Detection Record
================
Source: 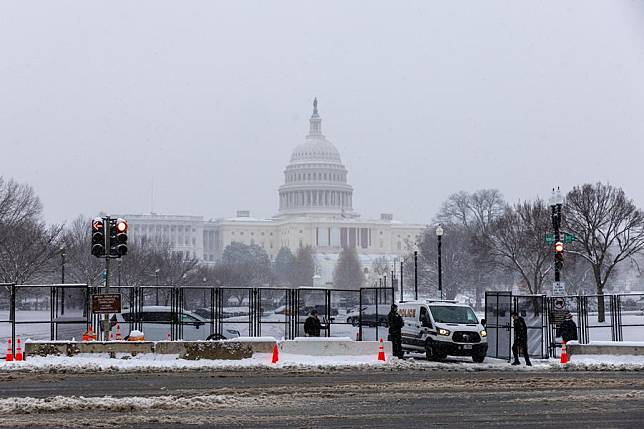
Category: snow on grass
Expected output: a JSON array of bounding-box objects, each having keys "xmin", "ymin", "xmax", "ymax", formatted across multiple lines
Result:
[{"xmin": 551, "ymin": 354, "xmax": 644, "ymax": 371}]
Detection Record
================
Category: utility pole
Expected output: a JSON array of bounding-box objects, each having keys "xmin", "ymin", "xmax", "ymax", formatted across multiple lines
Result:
[{"xmin": 103, "ymin": 216, "xmax": 112, "ymax": 341}]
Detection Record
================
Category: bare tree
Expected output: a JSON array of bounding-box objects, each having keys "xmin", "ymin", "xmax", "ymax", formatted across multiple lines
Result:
[
  {"xmin": 60, "ymin": 215, "xmax": 104, "ymax": 286},
  {"xmin": 434, "ymin": 189, "xmax": 506, "ymax": 307},
  {"xmin": 565, "ymin": 183, "xmax": 644, "ymax": 321},
  {"xmin": 0, "ymin": 177, "xmax": 62, "ymax": 284},
  {"xmin": 484, "ymin": 200, "xmax": 552, "ymax": 296}
]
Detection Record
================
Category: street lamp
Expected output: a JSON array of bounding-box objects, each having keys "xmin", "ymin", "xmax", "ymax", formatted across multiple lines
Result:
[
  {"xmin": 155, "ymin": 269, "xmax": 160, "ymax": 306},
  {"xmin": 436, "ymin": 225, "xmax": 444, "ymax": 300},
  {"xmin": 60, "ymin": 246, "xmax": 66, "ymax": 315}
]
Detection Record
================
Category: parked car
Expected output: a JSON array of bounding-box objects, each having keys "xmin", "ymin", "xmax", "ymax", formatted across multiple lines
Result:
[
  {"xmin": 345, "ymin": 305, "xmax": 390, "ymax": 327},
  {"xmin": 110, "ymin": 306, "xmax": 240, "ymax": 341}
]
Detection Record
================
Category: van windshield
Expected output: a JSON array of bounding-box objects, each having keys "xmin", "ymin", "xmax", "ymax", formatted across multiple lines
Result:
[{"xmin": 429, "ymin": 305, "xmax": 479, "ymax": 324}]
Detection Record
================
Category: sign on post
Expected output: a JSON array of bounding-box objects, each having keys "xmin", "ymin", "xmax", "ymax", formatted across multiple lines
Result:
[
  {"xmin": 91, "ymin": 293, "xmax": 122, "ymax": 314},
  {"xmin": 550, "ymin": 296, "xmax": 568, "ymax": 327},
  {"xmin": 552, "ymin": 281, "xmax": 566, "ymax": 296}
]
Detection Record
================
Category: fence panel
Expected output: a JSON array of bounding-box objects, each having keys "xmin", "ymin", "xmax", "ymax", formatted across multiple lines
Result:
[
  {"xmin": 328, "ymin": 289, "xmax": 360, "ymax": 339},
  {"xmin": 617, "ymin": 294, "xmax": 644, "ymax": 342},
  {"xmin": 583, "ymin": 295, "xmax": 617, "ymax": 342},
  {"xmin": 219, "ymin": 288, "xmax": 252, "ymax": 339},
  {"xmin": 258, "ymin": 288, "xmax": 288, "ymax": 340},
  {"xmin": 358, "ymin": 288, "xmax": 393, "ymax": 341}
]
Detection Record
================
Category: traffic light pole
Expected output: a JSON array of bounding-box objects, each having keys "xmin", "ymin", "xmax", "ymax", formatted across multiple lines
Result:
[
  {"xmin": 103, "ymin": 216, "xmax": 112, "ymax": 341},
  {"xmin": 551, "ymin": 200, "xmax": 563, "ymax": 282}
]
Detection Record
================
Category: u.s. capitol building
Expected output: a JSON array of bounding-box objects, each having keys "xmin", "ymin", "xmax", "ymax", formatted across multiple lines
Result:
[{"xmin": 120, "ymin": 100, "xmax": 425, "ymax": 282}]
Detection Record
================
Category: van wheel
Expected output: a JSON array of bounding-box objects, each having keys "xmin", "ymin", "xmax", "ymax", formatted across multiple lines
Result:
[
  {"xmin": 425, "ymin": 340, "xmax": 438, "ymax": 361},
  {"xmin": 472, "ymin": 353, "xmax": 486, "ymax": 363}
]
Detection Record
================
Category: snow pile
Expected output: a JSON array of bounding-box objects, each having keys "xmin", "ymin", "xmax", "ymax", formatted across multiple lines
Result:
[
  {"xmin": 0, "ymin": 394, "xmax": 234, "ymax": 414},
  {"xmin": 551, "ymin": 354, "xmax": 644, "ymax": 371}
]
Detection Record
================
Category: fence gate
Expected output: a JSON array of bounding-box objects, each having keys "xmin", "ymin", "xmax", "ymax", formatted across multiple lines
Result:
[
  {"xmin": 485, "ymin": 291, "xmax": 512, "ymax": 360},
  {"xmin": 485, "ymin": 292, "xmax": 549, "ymax": 360}
]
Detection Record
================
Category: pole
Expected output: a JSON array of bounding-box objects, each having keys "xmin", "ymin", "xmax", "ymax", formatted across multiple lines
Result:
[
  {"xmin": 103, "ymin": 216, "xmax": 111, "ymax": 341},
  {"xmin": 437, "ymin": 234, "xmax": 443, "ymax": 300},
  {"xmin": 400, "ymin": 261, "xmax": 404, "ymax": 303},
  {"xmin": 414, "ymin": 250, "xmax": 418, "ymax": 300},
  {"xmin": 60, "ymin": 250, "xmax": 65, "ymax": 315},
  {"xmin": 554, "ymin": 203, "xmax": 562, "ymax": 282}
]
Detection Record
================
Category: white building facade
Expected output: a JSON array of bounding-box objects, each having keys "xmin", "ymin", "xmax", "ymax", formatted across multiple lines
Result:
[{"xmin": 120, "ymin": 100, "xmax": 426, "ymax": 281}]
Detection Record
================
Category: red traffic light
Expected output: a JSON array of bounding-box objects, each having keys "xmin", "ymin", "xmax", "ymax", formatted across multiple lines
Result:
[
  {"xmin": 116, "ymin": 219, "xmax": 128, "ymax": 232},
  {"xmin": 554, "ymin": 241, "xmax": 564, "ymax": 253}
]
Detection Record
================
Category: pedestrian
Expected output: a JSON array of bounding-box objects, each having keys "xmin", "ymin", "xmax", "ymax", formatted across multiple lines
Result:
[
  {"xmin": 511, "ymin": 311, "xmax": 531, "ymax": 366},
  {"xmin": 388, "ymin": 304, "xmax": 404, "ymax": 359},
  {"xmin": 304, "ymin": 309, "xmax": 321, "ymax": 337},
  {"xmin": 558, "ymin": 312, "xmax": 578, "ymax": 343}
]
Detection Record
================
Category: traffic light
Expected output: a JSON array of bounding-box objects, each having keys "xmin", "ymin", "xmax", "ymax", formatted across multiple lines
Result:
[
  {"xmin": 109, "ymin": 218, "xmax": 128, "ymax": 257},
  {"xmin": 115, "ymin": 218, "xmax": 128, "ymax": 256},
  {"xmin": 554, "ymin": 241, "xmax": 564, "ymax": 270},
  {"xmin": 91, "ymin": 217, "xmax": 105, "ymax": 257}
]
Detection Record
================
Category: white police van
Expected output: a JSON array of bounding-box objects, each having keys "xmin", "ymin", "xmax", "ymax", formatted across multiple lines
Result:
[{"xmin": 399, "ymin": 300, "xmax": 487, "ymax": 363}]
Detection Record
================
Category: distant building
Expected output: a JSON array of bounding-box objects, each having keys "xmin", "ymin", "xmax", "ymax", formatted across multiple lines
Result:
[{"xmin": 119, "ymin": 100, "xmax": 426, "ymax": 282}]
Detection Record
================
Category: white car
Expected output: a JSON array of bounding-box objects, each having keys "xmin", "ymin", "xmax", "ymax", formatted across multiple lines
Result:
[
  {"xmin": 399, "ymin": 300, "xmax": 488, "ymax": 363},
  {"xmin": 110, "ymin": 306, "xmax": 240, "ymax": 341}
]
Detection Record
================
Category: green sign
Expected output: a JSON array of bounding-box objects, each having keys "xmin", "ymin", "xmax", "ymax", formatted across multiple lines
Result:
[
  {"xmin": 546, "ymin": 233, "xmax": 576, "ymax": 245},
  {"xmin": 563, "ymin": 233, "xmax": 576, "ymax": 244}
]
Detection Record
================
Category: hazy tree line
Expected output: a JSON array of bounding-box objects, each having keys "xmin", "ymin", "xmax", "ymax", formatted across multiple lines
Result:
[{"xmin": 3, "ymin": 175, "xmax": 644, "ymax": 322}]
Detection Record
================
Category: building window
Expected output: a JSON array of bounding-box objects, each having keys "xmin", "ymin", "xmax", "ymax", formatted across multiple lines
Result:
[
  {"xmin": 299, "ymin": 230, "xmax": 303, "ymax": 234},
  {"xmin": 240, "ymin": 231, "xmax": 244, "ymax": 235}
]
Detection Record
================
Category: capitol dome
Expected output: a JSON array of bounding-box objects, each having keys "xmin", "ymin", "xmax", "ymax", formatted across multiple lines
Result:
[{"xmin": 277, "ymin": 99, "xmax": 356, "ymax": 218}]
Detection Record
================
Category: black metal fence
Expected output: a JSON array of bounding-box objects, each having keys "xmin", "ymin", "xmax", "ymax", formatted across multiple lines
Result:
[
  {"xmin": 1, "ymin": 283, "xmax": 394, "ymax": 358},
  {"xmin": 485, "ymin": 291, "xmax": 644, "ymax": 360}
]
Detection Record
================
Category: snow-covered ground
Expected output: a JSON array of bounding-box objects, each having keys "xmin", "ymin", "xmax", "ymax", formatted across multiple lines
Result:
[{"xmin": 1, "ymin": 352, "xmax": 643, "ymax": 374}]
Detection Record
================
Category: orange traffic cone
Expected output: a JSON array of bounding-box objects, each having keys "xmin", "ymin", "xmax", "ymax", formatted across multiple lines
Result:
[
  {"xmin": 15, "ymin": 337, "xmax": 23, "ymax": 361},
  {"xmin": 5, "ymin": 338, "xmax": 13, "ymax": 362},
  {"xmin": 377, "ymin": 338, "xmax": 386, "ymax": 361},
  {"xmin": 271, "ymin": 344, "xmax": 279, "ymax": 364},
  {"xmin": 109, "ymin": 331, "xmax": 114, "ymax": 341},
  {"xmin": 88, "ymin": 326, "xmax": 96, "ymax": 341},
  {"xmin": 166, "ymin": 332, "xmax": 171, "ymax": 341},
  {"xmin": 115, "ymin": 324, "xmax": 122, "ymax": 341},
  {"xmin": 560, "ymin": 341, "xmax": 569, "ymax": 364}
]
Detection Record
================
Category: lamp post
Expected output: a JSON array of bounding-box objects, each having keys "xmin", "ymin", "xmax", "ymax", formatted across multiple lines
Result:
[
  {"xmin": 414, "ymin": 250, "xmax": 418, "ymax": 300},
  {"xmin": 436, "ymin": 225, "xmax": 444, "ymax": 300},
  {"xmin": 60, "ymin": 246, "xmax": 66, "ymax": 315},
  {"xmin": 155, "ymin": 268, "xmax": 160, "ymax": 306}
]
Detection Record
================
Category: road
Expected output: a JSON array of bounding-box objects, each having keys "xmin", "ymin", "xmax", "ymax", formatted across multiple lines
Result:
[{"xmin": 0, "ymin": 368, "xmax": 643, "ymax": 428}]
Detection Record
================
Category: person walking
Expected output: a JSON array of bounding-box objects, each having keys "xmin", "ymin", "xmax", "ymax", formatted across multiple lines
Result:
[
  {"xmin": 511, "ymin": 311, "xmax": 531, "ymax": 366},
  {"xmin": 558, "ymin": 312, "xmax": 578, "ymax": 343},
  {"xmin": 388, "ymin": 304, "xmax": 404, "ymax": 359},
  {"xmin": 304, "ymin": 309, "xmax": 321, "ymax": 337}
]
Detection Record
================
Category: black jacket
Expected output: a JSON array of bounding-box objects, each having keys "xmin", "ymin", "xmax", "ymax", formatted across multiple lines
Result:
[
  {"xmin": 558, "ymin": 319, "xmax": 578, "ymax": 342},
  {"xmin": 388, "ymin": 310, "xmax": 404, "ymax": 335},
  {"xmin": 513, "ymin": 316, "xmax": 528, "ymax": 342},
  {"xmin": 304, "ymin": 315, "xmax": 321, "ymax": 337}
]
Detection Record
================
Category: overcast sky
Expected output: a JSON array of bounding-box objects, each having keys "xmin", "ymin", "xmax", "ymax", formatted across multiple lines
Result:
[{"xmin": 1, "ymin": 1, "xmax": 643, "ymax": 225}]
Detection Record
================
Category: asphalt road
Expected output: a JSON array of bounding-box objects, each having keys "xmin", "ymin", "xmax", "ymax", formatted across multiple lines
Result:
[{"xmin": 0, "ymin": 368, "xmax": 643, "ymax": 428}]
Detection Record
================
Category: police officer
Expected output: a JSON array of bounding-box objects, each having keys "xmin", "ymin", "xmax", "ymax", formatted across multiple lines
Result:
[
  {"xmin": 511, "ymin": 311, "xmax": 531, "ymax": 366},
  {"xmin": 304, "ymin": 309, "xmax": 321, "ymax": 337},
  {"xmin": 388, "ymin": 304, "xmax": 404, "ymax": 359},
  {"xmin": 558, "ymin": 312, "xmax": 578, "ymax": 343}
]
